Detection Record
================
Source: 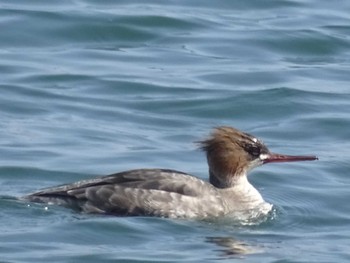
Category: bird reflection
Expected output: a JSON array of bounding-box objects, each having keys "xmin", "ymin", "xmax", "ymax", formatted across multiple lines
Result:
[{"xmin": 206, "ymin": 236, "xmax": 263, "ymax": 257}]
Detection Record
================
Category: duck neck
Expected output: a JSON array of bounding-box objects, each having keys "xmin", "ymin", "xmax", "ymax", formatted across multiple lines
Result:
[
  {"xmin": 210, "ymin": 170, "xmax": 265, "ymax": 202},
  {"xmin": 209, "ymin": 169, "xmax": 247, "ymax": 188}
]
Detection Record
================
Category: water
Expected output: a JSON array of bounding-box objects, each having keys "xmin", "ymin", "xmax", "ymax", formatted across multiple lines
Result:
[{"xmin": 1, "ymin": 0, "xmax": 350, "ymax": 262}]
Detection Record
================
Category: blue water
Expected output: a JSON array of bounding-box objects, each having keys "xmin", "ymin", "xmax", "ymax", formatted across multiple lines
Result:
[{"xmin": 1, "ymin": 1, "xmax": 350, "ymax": 262}]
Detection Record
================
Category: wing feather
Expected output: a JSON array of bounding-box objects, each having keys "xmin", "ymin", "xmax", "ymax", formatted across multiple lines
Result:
[{"xmin": 24, "ymin": 169, "xmax": 222, "ymax": 217}]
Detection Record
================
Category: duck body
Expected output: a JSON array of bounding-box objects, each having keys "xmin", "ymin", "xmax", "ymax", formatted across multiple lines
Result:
[
  {"xmin": 24, "ymin": 168, "xmax": 269, "ymax": 219},
  {"xmin": 24, "ymin": 126, "xmax": 316, "ymax": 219}
]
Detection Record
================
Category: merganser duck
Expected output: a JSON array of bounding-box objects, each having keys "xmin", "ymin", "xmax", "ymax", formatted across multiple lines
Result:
[{"xmin": 24, "ymin": 126, "xmax": 317, "ymax": 219}]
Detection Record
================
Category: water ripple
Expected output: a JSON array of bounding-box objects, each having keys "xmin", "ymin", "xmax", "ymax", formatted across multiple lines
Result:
[{"xmin": 1, "ymin": 0, "xmax": 350, "ymax": 262}]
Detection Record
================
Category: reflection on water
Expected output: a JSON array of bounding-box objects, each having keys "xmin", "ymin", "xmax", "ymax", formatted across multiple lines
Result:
[
  {"xmin": 204, "ymin": 208, "xmax": 277, "ymax": 258},
  {"xmin": 206, "ymin": 236, "xmax": 263, "ymax": 257}
]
